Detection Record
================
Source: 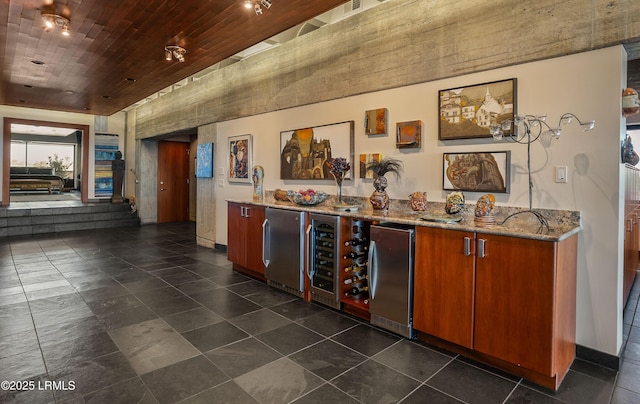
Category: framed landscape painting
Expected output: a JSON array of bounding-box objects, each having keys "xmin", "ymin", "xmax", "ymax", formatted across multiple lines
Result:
[
  {"xmin": 443, "ymin": 151, "xmax": 510, "ymax": 193},
  {"xmin": 438, "ymin": 78, "xmax": 516, "ymax": 140}
]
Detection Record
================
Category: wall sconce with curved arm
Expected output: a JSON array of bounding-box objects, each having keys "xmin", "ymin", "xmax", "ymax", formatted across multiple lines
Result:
[{"xmin": 489, "ymin": 113, "xmax": 595, "ymax": 232}]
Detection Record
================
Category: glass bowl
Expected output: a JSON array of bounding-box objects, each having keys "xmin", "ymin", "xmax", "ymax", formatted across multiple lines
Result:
[{"xmin": 286, "ymin": 190, "xmax": 329, "ymax": 206}]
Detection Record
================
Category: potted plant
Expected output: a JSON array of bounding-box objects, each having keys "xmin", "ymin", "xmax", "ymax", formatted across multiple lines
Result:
[{"xmin": 366, "ymin": 157, "xmax": 403, "ymax": 210}]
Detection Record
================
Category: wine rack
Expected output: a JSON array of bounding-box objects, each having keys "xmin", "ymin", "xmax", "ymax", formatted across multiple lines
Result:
[
  {"xmin": 341, "ymin": 219, "xmax": 371, "ymax": 316},
  {"xmin": 308, "ymin": 213, "xmax": 342, "ymax": 309}
]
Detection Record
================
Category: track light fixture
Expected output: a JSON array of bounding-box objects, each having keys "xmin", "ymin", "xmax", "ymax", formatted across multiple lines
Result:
[
  {"xmin": 41, "ymin": 10, "xmax": 70, "ymax": 36},
  {"xmin": 165, "ymin": 45, "xmax": 186, "ymax": 63},
  {"xmin": 244, "ymin": 0, "xmax": 273, "ymax": 15}
]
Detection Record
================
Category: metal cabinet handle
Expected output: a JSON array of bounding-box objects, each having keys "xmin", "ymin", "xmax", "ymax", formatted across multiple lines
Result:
[
  {"xmin": 262, "ymin": 219, "xmax": 270, "ymax": 267},
  {"xmin": 627, "ymin": 219, "xmax": 633, "ymax": 233},
  {"xmin": 305, "ymin": 224, "xmax": 314, "ymax": 279},
  {"xmin": 463, "ymin": 236, "xmax": 471, "ymax": 256},
  {"xmin": 477, "ymin": 239, "xmax": 486, "ymax": 258},
  {"xmin": 245, "ymin": 207, "xmax": 250, "ymax": 218},
  {"xmin": 368, "ymin": 240, "xmax": 377, "ymax": 299}
]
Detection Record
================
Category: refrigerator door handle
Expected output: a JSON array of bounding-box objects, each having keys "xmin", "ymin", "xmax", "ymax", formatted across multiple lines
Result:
[
  {"xmin": 305, "ymin": 224, "xmax": 314, "ymax": 279},
  {"xmin": 368, "ymin": 240, "xmax": 377, "ymax": 300},
  {"xmin": 262, "ymin": 218, "xmax": 270, "ymax": 267}
]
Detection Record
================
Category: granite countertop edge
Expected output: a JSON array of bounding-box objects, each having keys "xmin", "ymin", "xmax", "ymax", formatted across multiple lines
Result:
[{"xmin": 229, "ymin": 197, "xmax": 581, "ymax": 242}]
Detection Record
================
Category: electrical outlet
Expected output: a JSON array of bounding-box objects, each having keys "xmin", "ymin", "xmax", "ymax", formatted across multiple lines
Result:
[{"xmin": 555, "ymin": 166, "xmax": 568, "ymax": 183}]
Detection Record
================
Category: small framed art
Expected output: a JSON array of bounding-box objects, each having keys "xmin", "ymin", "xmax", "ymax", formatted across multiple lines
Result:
[
  {"xmin": 364, "ymin": 108, "xmax": 388, "ymax": 135},
  {"xmin": 396, "ymin": 120, "xmax": 421, "ymax": 148},
  {"xmin": 196, "ymin": 143, "xmax": 214, "ymax": 178},
  {"xmin": 443, "ymin": 151, "xmax": 510, "ymax": 193},
  {"xmin": 229, "ymin": 134, "xmax": 252, "ymax": 183}
]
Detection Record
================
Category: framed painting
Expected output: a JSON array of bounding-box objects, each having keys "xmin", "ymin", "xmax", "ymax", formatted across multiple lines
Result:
[
  {"xmin": 229, "ymin": 134, "xmax": 252, "ymax": 183},
  {"xmin": 438, "ymin": 78, "xmax": 517, "ymax": 140},
  {"xmin": 364, "ymin": 108, "xmax": 388, "ymax": 135},
  {"xmin": 196, "ymin": 142, "xmax": 214, "ymax": 178},
  {"xmin": 396, "ymin": 120, "xmax": 421, "ymax": 148},
  {"xmin": 443, "ymin": 151, "xmax": 510, "ymax": 193},
  {"xmin": 359, "ymin": 153, "xmax": 382, "ymax": 178},
  {"xmin": 280, "ymin": 121, "xmax": 354, "ymax": 180}
]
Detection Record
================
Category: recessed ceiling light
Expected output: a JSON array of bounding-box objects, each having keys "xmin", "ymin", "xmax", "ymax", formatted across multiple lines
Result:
[
  {"xmin": 31, "ymin": 60, "xmax": 45, "ymax": 65},
  {"xmin": 18, "ymin": 100, "xmax": 26, "ymax": 103},
  {"xmin": 23, "ymin": 84, "xmax": 33, "ymax": 88},
  {"xmin": 125, "ymin": 78, "xmax": 136, "ymax": 82},
  {"xmin": 64, "ymin": 90, "xmax": 74, "ymax": 94},
  {"xmin": 102, "ymin": 95, "xmax": 110, "ymax": 99}
]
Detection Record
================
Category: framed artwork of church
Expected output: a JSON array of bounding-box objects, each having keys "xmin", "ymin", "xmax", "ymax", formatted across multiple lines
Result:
[{"xmin": 438, "ymin": 78, "xmax": 517, "ymax": 140}]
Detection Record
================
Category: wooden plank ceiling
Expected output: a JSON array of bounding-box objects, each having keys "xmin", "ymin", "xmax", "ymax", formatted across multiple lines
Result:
[{"xmin": 0, "ymin": 0, "xmax": 349, "ymax": 116}]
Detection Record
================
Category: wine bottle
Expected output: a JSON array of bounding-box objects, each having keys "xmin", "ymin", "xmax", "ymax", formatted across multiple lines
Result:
[
  {"xmin": 344, "ymin": 274, "xmax": 368, "ymax": 284},
  {"xmin": 343, "ymin": 251, "xmax": 365, "ymax": 259},
  {"xmin": 345, "ymin": 237, "xmax": 368, "ymax": 247},
  {"xmin": 345, "ymin": 285, "xmax": 368, "ymax": 296},
  {"xmin": 316, "ymin": 269, "xmax": 333, "ymax": 278},
  {"xmin": 344, "ymin": 263, "xmax": 367, "ymax": 272}
]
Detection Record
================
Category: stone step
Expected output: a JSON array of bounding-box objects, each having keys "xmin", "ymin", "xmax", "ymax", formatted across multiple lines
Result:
[{"xmin": 0, "ymin": 202, "xmax": 140, "ymax": 237}]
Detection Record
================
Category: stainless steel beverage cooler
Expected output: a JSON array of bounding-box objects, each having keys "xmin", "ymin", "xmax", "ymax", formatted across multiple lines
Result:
[
  {"xmin": 306, "ymin": 213, "xmax": 342, "ymax": 309},
  {"xmin": 262, "ymin": 208, "xmax": 305, "ymax": 297},
  {"xmin": 368, "ymin": 222, "xmax": 415, "ymax": 338}
]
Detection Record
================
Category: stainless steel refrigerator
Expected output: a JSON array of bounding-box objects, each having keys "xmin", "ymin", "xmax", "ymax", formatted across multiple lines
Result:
[
  {"xmin": 368, "ymin": 222, "xmax": 415, "ymax": 338},
  {"xmin": 262, "ymin": 207, "xmax": 305, "ymax": 297}
]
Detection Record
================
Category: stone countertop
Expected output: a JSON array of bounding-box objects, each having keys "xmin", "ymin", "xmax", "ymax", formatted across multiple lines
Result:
[{"xmin": 229, "ymin": 194, "xmax": 581, "ymax": 242}]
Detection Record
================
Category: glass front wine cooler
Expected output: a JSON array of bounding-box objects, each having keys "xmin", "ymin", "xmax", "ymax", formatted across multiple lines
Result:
[{"xmin": 307, "ymin": 213, "xmax": 342, "ymax": 309}]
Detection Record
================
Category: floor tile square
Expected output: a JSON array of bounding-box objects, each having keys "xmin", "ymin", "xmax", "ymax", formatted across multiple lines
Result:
[
  {"xmin": 269, "ymin": 300, "xmax": 326, "ymax": 321},
  {"xmin": 182, "ymin": 321, "xmax": 249, "ymax": 352},
  {"xmin": 373, "ymin": 339, "xmax": 453, "ymax": 381},
  {"xmin": 290, "ymin": 339, "xmax": 367, "ymax": 380},
  {"xmin": 163, "ymin": 306, "xmax": 224, "ymax": 333},
  {"xmin": 290, "ymin": 383, "xmax": 360, "ymax": 403},
  {"xmin": 205, "ymin": 337, "xmax": 283, "ymax": 378},
  {"xmin": 82, "ymin": 377, "xmax": 158, "ymax": 404},
  {"xmin": 234, "ymin": 357, "xmax": 324, "ymax": 404},
  {"xmin": 229, "ymin": 308, "xmax": 292, "ymax": 335},
  {"xmin": 141, "ymin": 355, "xmax": 229, "ymax": 404},
  {"xmin": 256, "ymin": 323, "xmax": 324, "ymax": 355},
  {"xmin": 426, "ymin": 360, "xmax": 517, "ymax": 404},
  {"xmin": 331, "ymin": 323, "xmax": 401, "ymax": 357},
  {"xmin": 332, "ymin": 359, "xmax": 421, "ymax": 403},
  {"xmin": 297, "ymin": 309, "xmax": 360, "ymax": 337},
  {"xmin": 244, "ymin": 288, "xmax": 299, "ymax": 308},
  {"xmin": 180, "ymin": 380, "xmax": 259, "ymax": 404}
]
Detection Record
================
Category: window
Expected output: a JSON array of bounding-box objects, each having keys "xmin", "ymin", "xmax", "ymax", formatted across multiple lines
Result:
[{"xmin": 10, "ymin": 141, "xmax": 75, "ymax": 178}]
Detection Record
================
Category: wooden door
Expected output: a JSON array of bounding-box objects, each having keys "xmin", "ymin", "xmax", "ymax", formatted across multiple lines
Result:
[
  {"xmin": 158, "ymin": 141, "xmax": 190, "ymax": 223},
  {"xmin": 414, "ymin": 226, "xmax": 476, "ymax": 348},
  {"xmin": 473, "ymin": 234, "xmax": 555, "ymax": 375}
]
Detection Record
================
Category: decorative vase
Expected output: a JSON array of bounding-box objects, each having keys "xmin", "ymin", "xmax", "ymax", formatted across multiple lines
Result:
[
  {"xmin": 332, "ymin": 172, "xmax": 344, "ymax": 204},
  {"xmin": 445, "ymin": 191, "xmax": 465, "ymax": 214},
  {"xmin": 252, "ymin": 165, "xmax": 264, "ymax": 201},
  {"xmin": 370, "ymin": 175, "xmax": 390, "ymax": 211},
  {"xmin": 474, "ymin": 193, "xmax": 496, "ymax": 227},
  {"xmin": 409, "ymin": 192, "xmax": 427, "ymax": 211}
]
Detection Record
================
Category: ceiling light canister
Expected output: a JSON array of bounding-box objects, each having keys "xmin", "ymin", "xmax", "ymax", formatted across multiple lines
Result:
[
  {"xmin": 254, "ymin": 3, "xmax": 263, "ymax": 15},
  {"xmin": 261, "ymin": 0, "xmax": 272, "ymax": 9},
  {"xmin": 244, "ymin": 0, "xmax": 252, "ymax": 9}
]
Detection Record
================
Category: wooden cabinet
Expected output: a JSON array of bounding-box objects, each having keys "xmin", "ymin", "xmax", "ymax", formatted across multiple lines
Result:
[
  {"xmin": 414, "ymin": 226, "xmax": 578, "ymax": 389},
  {"xmin": 624, "ymin": 165, "xmax": 640, "ymax": 305},
  {"xmin": 414, "ymin": 227, "xmax": 475, "ymax": 348},
  {"xmin": 227, "ymin": 202, "xmax": 266, "ymax": 279}
]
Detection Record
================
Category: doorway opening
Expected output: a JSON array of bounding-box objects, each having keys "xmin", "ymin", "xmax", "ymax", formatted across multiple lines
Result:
[{"xmin": 2, "ymin": 118, "xmax": 90, "ymax": 207}]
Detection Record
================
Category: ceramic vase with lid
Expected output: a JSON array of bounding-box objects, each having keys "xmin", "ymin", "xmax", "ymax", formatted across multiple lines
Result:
[{"xmin": 445, "ymin": 191, "xmax": 465, "ymax": 214}]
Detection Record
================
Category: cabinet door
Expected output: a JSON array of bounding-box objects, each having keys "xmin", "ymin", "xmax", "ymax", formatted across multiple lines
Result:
[
  {"xmin": 414, "ymin": 227, "xmax": 476, "ymax": 348},
  {"xmin": 245, "ymin": 205, "xmax": 266, "ymax": 274},
  {"xmin": 227, "ymin": 203, "xmax": 247, "ymax": 266},
  {"xmin": 474, "ymin": 234, "xmax": 555, "ymax": 375}
]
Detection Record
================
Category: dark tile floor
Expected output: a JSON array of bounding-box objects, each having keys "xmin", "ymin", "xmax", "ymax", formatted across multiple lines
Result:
[{"xmin": 0, "ymin": 222, "xmax": 637, "ymax": 403}]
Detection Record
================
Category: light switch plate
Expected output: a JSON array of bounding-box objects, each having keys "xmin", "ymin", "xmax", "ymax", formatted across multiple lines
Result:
[{"xmin": 555, "ymin": 166, "xmax": 568, "ymax": 183}]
